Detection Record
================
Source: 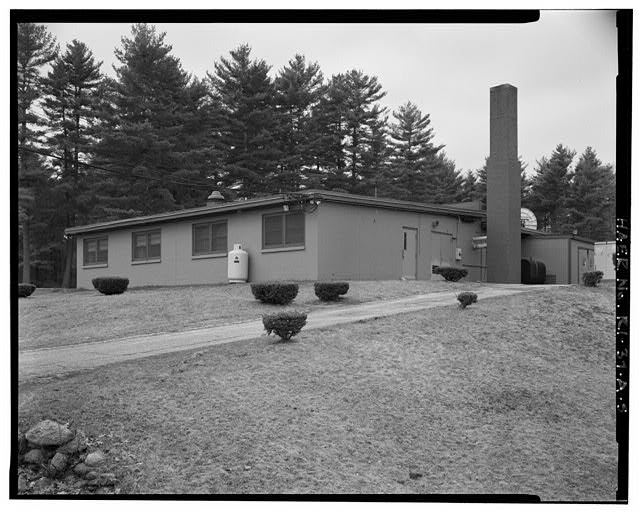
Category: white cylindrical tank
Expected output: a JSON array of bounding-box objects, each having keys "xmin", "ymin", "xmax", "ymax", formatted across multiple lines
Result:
[{"xmin": 228, "ymin": 243, "xmax": 249, "ymax": 283}]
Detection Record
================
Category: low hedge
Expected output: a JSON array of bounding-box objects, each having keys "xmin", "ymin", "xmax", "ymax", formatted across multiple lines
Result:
[
  {"xmin": 92, "ymin": 277, "xmax": 130, "ymax": 295},
  {"xmin": 314, "ymin": 281, "xmax": 349, "ymax": 301},
  {"xmin": 250, "ymin": 282, "xmax": 299, "ymax": 305},
  {"xmin": 582, "ymin": 270, "xmax": 604, "ymax": 287},
  {"xmin": 434, "ymin": 266, "xmax": 468, "ymax": 282},
  {"xmin": 263, "ymin": 311, "xmax": 307, "ymax": 341},
  {"xmin": 456, "ymin": 291, "xmax": 478, "ymax": 309},
  {"xmin": 18, "ymin": 283, "xmax": 36, "ymax": 298}
]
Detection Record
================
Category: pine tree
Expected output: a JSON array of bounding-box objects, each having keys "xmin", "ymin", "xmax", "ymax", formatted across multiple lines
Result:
[
  {"xmin": 208, "ymin": 44, "xmax": 279, "ymax": 196},
  {"xmin": 273, "ymin": 54, "xmax": 325, "ymax": 190},
  {"xmin": 567, "ymin": 147, "xmax": 615, "ymax": 240},
  {"xmin": 474, "ymin": 156, "xmax": 530, "ymax": 209},
  {"xmin": 528, "ymin": 144, "xmax": 576, "ymax": 232},
  {"xmin": 420, "ymin": 153, "xmax": 465, "ymax": 204},
  {"xmin": 17, "ymin": 23, "xmax": 58, "ymax": 283},
  {"xmin": 94, "ymin": 24, "xmax": 217, "ymax": 218},
  {"xmin": 316, "ymin": 70, "xmax": 388, "ymax": 192},
  {"xmin": 461, "ymin": 170, "xmax": 477, "ymax": 202},
  {"xmin": 385, "ymin": 101, "xmax": 444, "ymax": 200},
  {"xmin": 42, "ymin": 39, "xmax": 103, "ymax": 286}
]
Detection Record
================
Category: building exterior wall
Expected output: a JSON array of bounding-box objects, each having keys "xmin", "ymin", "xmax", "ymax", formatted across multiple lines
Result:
[
  {"xmin": 521, "ymin": 238, "xmax": 569, "ymax": 284},
  {"xmin": 316, "ymin": 202, "xmax": 484, "ymax": 281},
  {"xmin": 571, "ymin": 239, "xmax": 596, "ymax": 285},
  {"xmin": 594, "ymin": 241, "xmax": 615, "ymax": 280},
  {"xmin": 76, "ymin": 207, "xmax": 318, "ymax": 288}
]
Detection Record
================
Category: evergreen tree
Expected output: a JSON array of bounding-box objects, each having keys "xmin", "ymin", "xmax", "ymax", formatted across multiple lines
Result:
[
  {"xmin": 567, "ymin": 147, "xmax": 615, "ymax": 240},
  {"xmin": 42, "ymin": 39, "xmax": 102, "ymax": 286},
  {"xmin": 94, "ymin": 24, "xmax": 217, "ymax": 219},
  {"xmin": 208, "ymin": 44, "xmax": 279, "ymax": 196},
  {"xmin": 17, "ymin": 23, "xmax": 57, "ymax": 283},
  {"xmin": 528, "ymin": 144, "xmax": 576, "ymax": 232},
  {"xmin": 385, "ymin": 101, "xmax": 444, "ymax": 200},
  {"xmin": 474, "ymin": 156, "xmax": 530, "ymax": 209},
  {"xmin": 273, "ymin": 54, "xmax": 325, "ymax": 190},
  {"xmin": 461, "ymin": 170, "xmax": 477, "ymax": 203},
  {"xmin": 316, "ymin": 70, "xmax": 388, "ymax": 192},
  {"xmin": 420, "ymin": 153, "xmax": 465, "ymax": 204}
]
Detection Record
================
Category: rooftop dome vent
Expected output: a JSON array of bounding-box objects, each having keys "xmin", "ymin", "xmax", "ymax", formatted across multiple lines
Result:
[{"xmin": 207, "ymin": 190, "xmax": 225, "ymax": 205}]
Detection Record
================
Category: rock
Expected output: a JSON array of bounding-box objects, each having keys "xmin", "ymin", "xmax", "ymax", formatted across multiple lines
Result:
[
  {"xmin": 49, "ymin": 452, "xmax": 69, "ymax": 475},
  {"xmin": 95, "ymin": 473, "xmax": 116, "ymax": 487},
  {"xmin": 25, "ymin": 420, "xmax": 74, "ymax": 447},
  {"xmin": 17, "ymin": 475, "xmax": 28, "ymax": 493},
  {"xmin": 57, "ymin": 432, "xmax": 87, "ymax": 455},
  {"xmin": 73, "ymin": 463, "xmax": 90, "ymax": 477},
  {"xmin": 85, "ymin": 450, "xmax": 106, "ymax": 467},
  {"xmin": 31, "ymin": 476, "xmax": 54, "ymax": 494},
  {"xmin": 409, "ymin": 472, "xmax": 423, "ymax": 480},
  {"xmin": 85, "ymin": 471, "xmax": 99, "ymax": 481},
  {"xmin": 23, "ymin": 448, "xmax": 44, "ymax": 464}
]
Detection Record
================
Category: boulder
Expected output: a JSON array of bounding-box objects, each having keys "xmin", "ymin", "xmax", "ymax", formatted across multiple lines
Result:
[
  {"xmin": 95, "ymin": 473, "xmax": 116, "ymax": 487},
  {"xmin": 25, "ymin": 420, "xmax": 74, "ymax": 447},
  {"xmin": 73, "ymin": 463, "xmax": 90, "ymax": 477},
  {"xmin": 57, "ymin": 431, "xmax": 87, "ymax": 455},
  {"xmin": 17, "ymin": 475, "xmax": 28, "ymax": 493},
  {"xmin": 23, "ymin": 448, "xmax": 44, "ymax": 464},
  {"xmin": 85, "ymin": 471, "xmax": 99, "ymax": 481},
  {"xmin": 18, "ymin": 433, "xmax": 28, "ymax": 455},
  {"xmin": 85, "ymin": 450, "xmax": 106, "ymax": 467},
  {"xmin": 49, "ymin": 453, "xmax": 69, "ymax": 475}
]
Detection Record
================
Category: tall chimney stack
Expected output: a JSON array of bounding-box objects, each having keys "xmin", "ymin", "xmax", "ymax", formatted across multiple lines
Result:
[{"xmin": 487, "ymin": 84, "xmax": 521, "ymax": 283}]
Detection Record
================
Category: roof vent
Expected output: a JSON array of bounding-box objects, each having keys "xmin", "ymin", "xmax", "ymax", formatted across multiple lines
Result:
[{"xmin": 207, "ymin": 190, "xmax": 225, "ymax": 205}]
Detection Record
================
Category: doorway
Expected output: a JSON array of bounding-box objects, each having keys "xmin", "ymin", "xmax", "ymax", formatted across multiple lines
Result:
[{"xmin": 402, "ymin": 227, "xmax": 418, "ymax": 279}]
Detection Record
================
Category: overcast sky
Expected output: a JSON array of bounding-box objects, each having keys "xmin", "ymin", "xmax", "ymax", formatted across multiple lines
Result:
[{"xmin": 46, "ymin": 10, "xmax": 618, "ymax": 175}]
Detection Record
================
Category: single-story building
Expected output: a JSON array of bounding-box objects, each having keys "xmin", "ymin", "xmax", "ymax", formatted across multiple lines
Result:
[
  {"xmin": 65, "ymin": 189, "xmax": 594, "ymax": 288},
  {"xmin": 594, "ymin": 241, "xmax": 616, "ymax": 280}
]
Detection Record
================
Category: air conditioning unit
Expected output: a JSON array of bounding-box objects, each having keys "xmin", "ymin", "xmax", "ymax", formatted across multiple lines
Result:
[{"xmin": 456, "ymin": 248, "xmax": 463, "ymax": 260}]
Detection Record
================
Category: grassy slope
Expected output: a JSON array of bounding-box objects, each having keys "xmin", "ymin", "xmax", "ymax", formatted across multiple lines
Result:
[
  {"xmin": 18, "ymin": 284, "xmax": 616, "ymax": 499},
  {"xmin": 19, "ymin": 280, "xmax": 483, "ymax": 350}
]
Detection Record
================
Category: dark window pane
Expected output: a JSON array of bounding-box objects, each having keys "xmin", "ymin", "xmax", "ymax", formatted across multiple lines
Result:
[
  {"xmin": 134, "ymin": 233, "xmax": 147, "ymax": 260},
  {"xmin": 84, "ymin": 239, "xmax": 97, "ymax": 265},
  {"xmin": 264, "ymin": 215, "xmax": 283, "ymax": 247},
  {"xmin": 194, "ymin": 224, "xmax": 210, "ymax": 253},
  {"xmin": 148, "ymin": 231, "xmax": 161, "ymax": 259},
  {"xmin": 97, "ymin": 238, "xmax": 108, "ymax": 263},
  {"xmin": 211, "ymin": 222, "xmax": 227, "ymax": 252},
  {"xmin": 285, "ymin": 212, "xmax": 304, "ymax": 245}
]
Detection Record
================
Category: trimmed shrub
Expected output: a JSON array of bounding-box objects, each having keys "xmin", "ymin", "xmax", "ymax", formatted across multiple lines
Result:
[
  {"xmin": 18, "ymin": 283, "xmax": 36, "ymax": 298},
  {"xmin": 583, "ymin": 270, "xmax": 604, "ymax": 287},
  {"xmin": 314, "ymin": 281, "xmax": 349, "ymax": 301},
  {"xmin": 435, "ymin": 266, "xmax": 468, "ymax": 282},
  {"xmin": 263, "ymin": 311, "xmax": 307, "ymax": 341},
  {"xmin": 92, "ymin": 277, "xmax": 129, "ymax": 295},
  {"xmin": 250, "ymin": 282, "xmax": 299, "ymax": 305},
  {"xmin": 456, "ymin": 291, "xmax": 478, "ymax": 309}
]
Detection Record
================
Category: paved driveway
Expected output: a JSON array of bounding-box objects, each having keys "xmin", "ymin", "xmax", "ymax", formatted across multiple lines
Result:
[{"xmin": 19, "ymin": 284, "xmax": 560, "ymax": 380}]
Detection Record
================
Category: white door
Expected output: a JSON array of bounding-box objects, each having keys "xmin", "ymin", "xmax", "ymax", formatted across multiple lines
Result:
[{"xmin": 402, "ymin": 227, "xmax": 418, "ymax": 279}]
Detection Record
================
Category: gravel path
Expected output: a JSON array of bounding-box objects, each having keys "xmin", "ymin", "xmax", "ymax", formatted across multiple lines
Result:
[{"xmin": 19, "ymin": 284, "xmax": 561, "ymax": 380}]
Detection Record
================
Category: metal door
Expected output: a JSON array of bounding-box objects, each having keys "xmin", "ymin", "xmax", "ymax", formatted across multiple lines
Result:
[
  {"xmin": 402, "ymin": 227, "xmax": 418, "ymax": 279},
  {"xmin": 578, "ymin": 248, "xmax": 595, "ymax": 283}
]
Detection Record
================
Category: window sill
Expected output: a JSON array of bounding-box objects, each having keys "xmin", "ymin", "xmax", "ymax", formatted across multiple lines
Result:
[
  {"xmin": 262, "ymin": 245, "xmax": 305, "ymax": 254},
  {"xmin": 192, "ymin": 253, "xmax": 227, "ymax": 260},
  {"xmin": 132, "ymin": 259, "xmax": 161, "ymax": 265},
  {"xmin": 82, "ymin": 263, "xmax": 108, "ymax": 269}
]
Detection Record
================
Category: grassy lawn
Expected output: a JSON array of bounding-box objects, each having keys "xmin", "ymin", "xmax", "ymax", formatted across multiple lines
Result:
[
  {"xmin": 17, "ymin": 283, "xmax": 616, "ymax": 499},
  {"xmin": 19, "ymin": 279, "xmax": 487, "ymax": 351}
]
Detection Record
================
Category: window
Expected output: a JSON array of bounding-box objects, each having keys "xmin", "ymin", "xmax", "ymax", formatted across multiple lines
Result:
[
  {"xmin": 132, "ymin": 229, "xmax": 161, "ymax": 261},
  {"xmin": 83, "ymin": 237, "xmax": 108, "ymax": 266},
  {"xmin": 263, "ymin": 211, "xmax": 304, "ymax": 249},
  {"xmin": 193, "ymin": 220, "xmax": 227, "ymax": 256}
]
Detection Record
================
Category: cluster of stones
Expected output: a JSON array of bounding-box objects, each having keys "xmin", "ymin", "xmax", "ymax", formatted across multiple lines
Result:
[{"xmin": 18, "ymin": 419, "xmax": 116, "ymax": 494}]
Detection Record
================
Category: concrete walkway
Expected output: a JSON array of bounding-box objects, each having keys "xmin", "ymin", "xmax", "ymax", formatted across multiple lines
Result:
[{"xmin": 19, "ymin": 284, "xmax": 559, "ymax": 380}]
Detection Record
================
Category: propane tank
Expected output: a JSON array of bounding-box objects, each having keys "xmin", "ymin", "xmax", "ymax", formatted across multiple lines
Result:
[{"xmin": 228, "ymin": 243, "xmax": 249, "ymax": 283}]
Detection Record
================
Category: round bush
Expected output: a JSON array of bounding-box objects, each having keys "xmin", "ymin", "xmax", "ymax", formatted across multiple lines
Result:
[
  {"xmin": 92, "ymin": 277, "xmax": 129, "ymax": 295},
  {"xmin": 456, "ymin": 291, "xmax": 478, "ymax": 309},
  {"xmin": 314, "ymin": 281, "xmax": 349, "ymax": 301},
  {"xmin": 263, "ymin": 311, "xmax": 307, "ymax": 341},
  {"xmin": 435, "ymin": 266, "xmax": 468, "ymax": 282},
  {"xmin": 18, "ymin": 283, "xmax": 36, "ymax": 298},
  {"xmin": 250, "ymin": 282, "xmax": 299, "ymax": 305},
  {"xmin": 582, "ymin": 270, "xmax": 604, "ymax": 287}
]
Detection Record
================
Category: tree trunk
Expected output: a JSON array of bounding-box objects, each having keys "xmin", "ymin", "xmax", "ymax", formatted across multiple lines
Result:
[
  {"xmin": 61, "ymin": 236, "xmax": 74, "ymax": 288},
  {"xmin": 22, "ymin": 220, "xmax": 31, "ymax": 283}
]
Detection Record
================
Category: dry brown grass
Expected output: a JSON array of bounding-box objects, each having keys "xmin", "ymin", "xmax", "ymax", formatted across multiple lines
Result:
[
  {"xmin": 19, "ymin": 279, "xmax": 484, "ymax": 350},
  {"xmin": 18, "ymin": 283, "xmax": 616, "ymax": 499}
]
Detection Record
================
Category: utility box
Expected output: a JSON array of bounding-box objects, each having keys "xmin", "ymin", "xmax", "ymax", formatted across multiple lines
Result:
[
  {"xmin": 228, "ymin": 244, "xmax": 249, "ymax": 283},
  {"xmin": 455, "ymin": 248, "xmax": 463, "ymax": 261}
]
